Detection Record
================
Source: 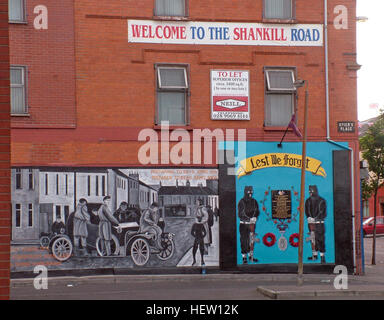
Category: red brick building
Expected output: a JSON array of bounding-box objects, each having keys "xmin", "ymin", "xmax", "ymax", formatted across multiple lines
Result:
[
  {"xmin": 0, "ymin": 0, "xmax": 10, "ymax": 300},
  {"xmin": 10, "ymin": 0, "xmax": 362, "ymax": 275}
]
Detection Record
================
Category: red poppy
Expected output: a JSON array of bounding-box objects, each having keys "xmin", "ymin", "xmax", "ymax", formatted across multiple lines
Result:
[
  {"xmin": 289, "ymin": 233, "xmax": 300, "ymax": 247},
  {"xmin": 263, "ymin": 233, "xmax": 276, "ymax": 247}
]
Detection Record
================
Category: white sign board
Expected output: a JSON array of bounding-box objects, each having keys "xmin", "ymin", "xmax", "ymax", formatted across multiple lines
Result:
[
  {"xmin": 211, "ymin": 70, "xmax": 250, "ymax": 120},
  {"xmin": 128, "ymin": 20, "xmax": 323, "ymax": 47}
]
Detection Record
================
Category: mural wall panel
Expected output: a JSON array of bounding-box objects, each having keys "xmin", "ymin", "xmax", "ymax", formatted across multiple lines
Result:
[{"xmin": 11, "ymin": 168, "xmax": 219, "ymax": 273}]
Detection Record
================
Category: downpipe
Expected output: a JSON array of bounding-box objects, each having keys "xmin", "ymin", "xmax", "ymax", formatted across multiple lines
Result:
[{"xmin": 324, "ymin": 0, "xmax": 357, "ymax": 274}]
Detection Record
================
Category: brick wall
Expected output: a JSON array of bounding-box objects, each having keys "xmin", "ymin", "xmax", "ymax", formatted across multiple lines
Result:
[
  {"xmin": 10, "ymin": 0, "xmax": 76, "ymax": 128},
  {"xmin": 0, "ymin": 0, "xmax": 10, "ymax": 300}
]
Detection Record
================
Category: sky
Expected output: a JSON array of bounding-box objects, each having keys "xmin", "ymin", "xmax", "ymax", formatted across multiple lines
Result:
[{"xmin": 356, "ymin": 0, "xmax": 384, "ymax": 121}]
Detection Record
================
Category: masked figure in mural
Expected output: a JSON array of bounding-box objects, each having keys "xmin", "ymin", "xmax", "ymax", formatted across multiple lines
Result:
[
  {"xmin": 96, "ymin": 196, "xmax": 120, "ymax": 256},
  {"xmin": 52, "ymin": 217, "xmax": 65, "ymax": 235},
  {"xmin": 73, "ymin": 198, "xmax": 90, "ymax": 256},
  {"xmin": 195, "ymin": 199, "xmax": 210, "ymax": 255},
  {"xmin": 139, "ymin": 202, "xmax": 164, "ymax": 251},
  {"xmin": 206, "ymin": 205, "xmax": 214, "ymax": 246},
  {"xmin": 191, "ymin": 211, "xmax": 207, "ymax": 266},
  {"xmin": 238, "ymin": 186, "xmax": 260, "ymax": 264},
  {"xmin": 305, "ymin": 185, "xmax": 327, "ymax": 264}
]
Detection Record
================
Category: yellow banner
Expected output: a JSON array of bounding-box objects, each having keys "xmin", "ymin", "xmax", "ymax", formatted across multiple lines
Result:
[{"xmin": 237, "ymin": 153, "xmax": 326, "ymax": 178}]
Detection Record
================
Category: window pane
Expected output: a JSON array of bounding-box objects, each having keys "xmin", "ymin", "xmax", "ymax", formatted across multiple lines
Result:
[
  {"xmin": 11, "ymin": 68, "xmax": 23, "ymax": 85},
  {"xmin": 265, "ymin": 94, "xmax": 293, "ymax": 126},
  {"xmin": 155, "ymin": 0, "xmax": 185, "ymax": 16},
  {"xmin": 158, "ymin": 92, "xmax": 186, "ymax": 124},
  {"xmin": 265, "ymin": 0, "xmax": 292, "ymax": 19},
  {"xmin": 9, "ymin": 0, "xmax": 24, "ymax": 21},
  {"xmin": 11, "ymin": 87, "xmax": 25, "ymax": 114},
  {"xmin": 267, "ymin": 70, "xmax": 294, "ymax": 90},
  {"xmin": 159, "ymin": 68, "xmax": 187, "ymax": 88},
  {"xmin": 15, "ymin": 204, "xmax": 21, "ymax": 227}
]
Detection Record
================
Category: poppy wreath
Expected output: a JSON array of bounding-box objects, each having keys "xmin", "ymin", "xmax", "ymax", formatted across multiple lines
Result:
[
  {"xmin": 289, "ymin": 233, "xmax": 300, "ymax": 247},
  {"xmin": 263, "ymin": 233, "xmax": 276, "ymax": 247}
]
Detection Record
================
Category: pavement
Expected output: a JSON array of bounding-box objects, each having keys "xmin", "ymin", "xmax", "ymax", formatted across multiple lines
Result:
[{"xmin": 10, "ymin": 236, "xmax": 384, "ymax": 300}]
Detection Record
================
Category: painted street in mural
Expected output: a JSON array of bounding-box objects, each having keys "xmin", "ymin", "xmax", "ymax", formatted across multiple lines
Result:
[{"xmin": 11, "ymin": 168, "xmax": 219, "ymax": 272}]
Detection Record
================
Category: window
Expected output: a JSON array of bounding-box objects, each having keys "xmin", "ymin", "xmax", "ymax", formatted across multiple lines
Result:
[
  {"xmin": 55, "ymin": 205, "xmax": 61, "ymax": 221},
  {"xmin": 95, "ymin": 176, "xmax": 99, "ymax": 196},
  {"xmin": 28, "ymin": 169, "xmax": 33, "ymax": 190},
  {"xmin": 264, "ymin": 68, "xmax": 296, "ymax": 127},
  {"xmin": 102, "ymin": 176, "xmax": 106, "ymax": 196},
  {"xmin": 15, "ymin": 168, "xmax": 22, "ymax": 189},
  {"xmin": 28, "ymin": 204, "xmax": 33, "ymax": 227},
  {"xmin": 65, "ymin": 174, "xmax": 68, "ymax": 195},
  {"xmin": 156, "ymin": 65, "xmax": 189, "ymax": 125},
  {"xmin": 45, "ymin": 173, "xmax": 48, "ymax": 195},
  {"xmin": 11, "ymin": 66, "xmax": 27, "ymax": 114},
  {"xmin": 9, "ymin": 0, "xmax": 26, "ymax": 22},
  {"xmin": 264, "ymin": 0, "xmax": 293, "ymax": 20},
  {"xmin": 15, "ymin": 204, "xmax": 21, "ymax": 227},
  {"xmin": 56, "ymin": 174, "xmax": 59, "ymax": 195},
  {"xmin": 87, "ymin": 175, "xmax": 91, "ymax": 196},
  {"xmin": 155, "ymin": 0, "xmax": 186, "ymax": 17}
]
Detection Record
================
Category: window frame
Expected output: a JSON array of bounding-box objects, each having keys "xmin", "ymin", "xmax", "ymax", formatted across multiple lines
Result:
[
  {"xmin": 10, "ymin": 65, "xmax": 28, "ymax": 115},
  {"xmin": 27, "ymin": 203, "xmax": 33, "ymax": 228},
  {"xmin": 155, "ymin": 63, "xmax": 190, "ymax": 126},
  {"xmin": 264, "ymin": 66, "xmax": 297, "ymax": 128},
  {"xmin": 262, "ymin": 0, "xmax": 296, "ymax": 22},
  {"xmin": 15, "ymin": 168, "xmax": 22, "ymax": 189},
  {"xmin": 15, "ymin": 203, "xmax": 22, "ymax": 228},
  {"xmin": 9, "ymin": 0, "xmax": 27, "ymax": 24},
  {"xmin": 153, "ymin": 0, "xmax": 189, "ymax": 19}
]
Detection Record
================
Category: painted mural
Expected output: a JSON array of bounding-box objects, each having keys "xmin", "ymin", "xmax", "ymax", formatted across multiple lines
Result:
[
  {"xmin": 222, "ymin": 141, "xmax": 348, "ymax": 266},
  {"xmin": 11, "ymin": 168, "xmax": 219, "ymax": 272}
]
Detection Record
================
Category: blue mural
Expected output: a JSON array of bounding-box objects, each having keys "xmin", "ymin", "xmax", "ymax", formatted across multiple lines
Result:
[{"xmin": 221, "ymin": 141, "xmax": 348, "ymax": 266}]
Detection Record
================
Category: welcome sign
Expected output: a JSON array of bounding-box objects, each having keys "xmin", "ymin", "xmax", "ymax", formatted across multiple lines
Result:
[{"xmin": 128, "ymin": 20, "xmax": 323, "ymax": 46}]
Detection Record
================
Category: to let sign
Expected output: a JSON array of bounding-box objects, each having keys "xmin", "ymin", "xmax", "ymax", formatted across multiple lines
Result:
[
  {"xmin": 337, "ymin": 121, "xmax": 355, "ymax": 133},
  {"xmin": 211, "ymin": 70, "xmax": 250, "ymax": 120}
]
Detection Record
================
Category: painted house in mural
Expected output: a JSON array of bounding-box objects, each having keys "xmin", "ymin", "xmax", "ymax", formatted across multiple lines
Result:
[
  {"xmin": 158, "ymin": 180, "xmax": 218, "ymax": 218},
  {"xmin": 10, "ymin": 0, "xmax": 362, "ymax": 274}
]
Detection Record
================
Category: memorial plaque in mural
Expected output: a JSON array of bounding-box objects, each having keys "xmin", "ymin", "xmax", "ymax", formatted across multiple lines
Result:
[{"xmin": 271, "ymin": 190, "xmax": 292, "ymax": 219}]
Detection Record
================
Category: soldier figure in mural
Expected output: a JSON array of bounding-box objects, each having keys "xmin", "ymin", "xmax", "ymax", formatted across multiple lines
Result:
[
  {"xmin": 195, "ymin": 198, "xmax": 210, "ymax": 255},
  {"xmin": 305, "ymin": 185, "xmax": 327, "ymax": 264},
  {"xmin": 191, "ymin": 210, "xmax": 207, "ymax": 266},
  {"xmin": 73, "ymin": 198, "xmax": 90, "ymax": 256},
  {"xmin": 95, "ymin": 196, "xmax": 121, "ymax": 256},
  {"xmin": 238, "ymin": 186, "xmax": 260, "ymax": 264},
  {"xmin": 139, "ymin": 202, "xmax": 163, "ymax": 251}
]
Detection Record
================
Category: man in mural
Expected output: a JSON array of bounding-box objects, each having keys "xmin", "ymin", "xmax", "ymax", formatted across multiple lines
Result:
[
  {"xmin": 73, "ymin": 198, "xmax": 90, "ymax": 256},
  {"xmin": 305, "ymin": 185, "xmax": 327, "ymax": 264},
  {"xmin": 139, "ymin": 202, "xmax": 163, "ymax": 251},
  {"xmin": 52, "ymin": 217, "xmax": 65, "ymax": 235},
  {"xmin": 97, "ymin": 196, "xmax": 121, "ymax": 256},
  {"xmin": 114, "ymin": 201, "xmax": 140, "ymax": 224},
  {"xmin": 191, "ymin": 210, "xmax": 207, "ymax": 266},
  {"xmin": 238, "ymin": 186, "xmax": 260, "ymax": 264},
  {"xmin": 195, "ymin": 199, "xmax": 210, "ymax": 255}
]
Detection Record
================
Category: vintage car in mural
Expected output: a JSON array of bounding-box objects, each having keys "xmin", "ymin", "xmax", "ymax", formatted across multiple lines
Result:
[{"xmin": 41, "ymin": 207, "xmax": 175, "ymax": 266}]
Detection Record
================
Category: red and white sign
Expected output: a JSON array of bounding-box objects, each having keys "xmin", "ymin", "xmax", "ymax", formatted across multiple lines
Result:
[
  {"xmin": 128, "ymin": 20, "xmax": 323, "ymax": 47},
  {"xmin": 211, "ymin": 70, "xmax": 250, "ymax": 120}
]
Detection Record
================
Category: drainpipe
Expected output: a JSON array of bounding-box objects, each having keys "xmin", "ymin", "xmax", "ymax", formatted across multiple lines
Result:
[{"xmin": 324, "ymin": 0, "xmax": 357, "ymax": 273}]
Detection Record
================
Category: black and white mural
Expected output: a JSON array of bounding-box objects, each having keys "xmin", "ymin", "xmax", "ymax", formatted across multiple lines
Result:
[{"xmin": 11, "ymin": 168, "xmax": 219, "ymax": 272}]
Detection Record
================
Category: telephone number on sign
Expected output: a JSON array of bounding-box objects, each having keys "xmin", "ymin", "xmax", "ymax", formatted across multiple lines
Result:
[{"xmin": 212, "ymin": 112, "xmax": 250, "ymax": 120}]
